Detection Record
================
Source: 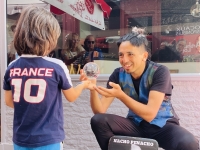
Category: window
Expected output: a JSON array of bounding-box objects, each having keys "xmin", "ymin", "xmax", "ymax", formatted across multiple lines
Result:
[{"xmin": 6, "ymin": 0, "xmax": 200, "ymax": 74}]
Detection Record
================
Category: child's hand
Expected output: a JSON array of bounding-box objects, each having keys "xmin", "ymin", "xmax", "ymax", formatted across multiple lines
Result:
[
  {"xmin": 82, "ymin": 80, "xmax": 96, "ymax": 90},
  {"xmin": 80, "ymin": 69, "xmax": 97, "ymax": 90},
  {"xmin": 79, "ymin": 69, "xmax": 87, "ymax": 81}
]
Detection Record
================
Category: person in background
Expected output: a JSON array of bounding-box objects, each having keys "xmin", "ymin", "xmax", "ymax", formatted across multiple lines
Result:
[
  {"xmin": 196, "ymin": 36, "xmax": 200, "ymax": 53},
  {"xmin": 159, "ymin": 41, "xmax": 168, "ymax": 50},
  {"xmin": 61, "ymin": 33, "xmax": 85, "ymax": 74},
  {"xmin": 80, "ymin": 27, "xmax": 199, "ymax": 150},
  {"xmin": 48, "ymin": 45, "xmax": 63, "ymax": 59},
  {"xmin": 83, "ymin": 35, "xmax": 102, "ymax": 66},
  {"xmin": 3, "ymin": 6, "xmax": 91, "ymax": 150},
  {"xmin": 151, "ymin": 46, "xmax": 181, "ymax": 62},
  {"xmin": 176, "ymin": 39, "xmax": 187, "ymax": 62},
  {"xmin": 7, "ymin": 24, "xmax": 17, "ymax": 64}
]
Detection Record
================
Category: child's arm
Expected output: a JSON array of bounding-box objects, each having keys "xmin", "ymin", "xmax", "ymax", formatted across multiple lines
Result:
[
  {"xmin": 4, "ymin": 90, "xmax": 14, "ymax": 108},
  {"xmin": 62, "ymin": 80, "xmax": 91, "ymax": 102}
]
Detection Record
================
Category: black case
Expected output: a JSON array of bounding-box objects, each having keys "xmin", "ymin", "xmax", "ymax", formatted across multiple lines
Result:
[{"xmin": 108, "ymin": 136, "xmax": 159, "ymax": 150}]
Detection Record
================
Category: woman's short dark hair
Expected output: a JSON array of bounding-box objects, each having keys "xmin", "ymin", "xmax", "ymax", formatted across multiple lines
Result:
[{"xmin": 14, "ymin": 6, "xmax": 61, "ymax": 56}]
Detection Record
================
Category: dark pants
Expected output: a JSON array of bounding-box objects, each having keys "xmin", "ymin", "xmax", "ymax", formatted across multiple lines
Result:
[{"xmin": 91, "ymin": 113, "xmax": 199, "ymax": 150}]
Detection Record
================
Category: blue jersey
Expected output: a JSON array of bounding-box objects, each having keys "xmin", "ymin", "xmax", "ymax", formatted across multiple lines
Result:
[{"xmin": 3, "ymin": 55, "xmax": 72, "ymax": 147}]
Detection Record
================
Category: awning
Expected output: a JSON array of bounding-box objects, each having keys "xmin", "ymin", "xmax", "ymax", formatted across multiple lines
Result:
[
  {"xmin": 50, "ymin": 0, "xmax": 111, "ymax": 18},
  {"xmin": 44, "ymin": 0, "xmax": 112, "ymax": 30},
  {"xmin": 94, "ymin": 0, "xmax": 112, "ymax": 19},
  {"xmin": 7, "ymin": 0, "xmax": 50, "ymax": 15}
]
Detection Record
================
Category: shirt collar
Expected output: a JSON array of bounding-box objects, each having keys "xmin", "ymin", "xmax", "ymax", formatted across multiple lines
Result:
[{"xmin": 20, "ymin": 54, "xmax": 45, "ymax": 58}]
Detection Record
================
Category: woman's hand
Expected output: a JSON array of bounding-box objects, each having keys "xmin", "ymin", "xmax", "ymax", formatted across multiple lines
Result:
[{"xmin": 77, "ymin": 51, "xmax": 85, "ymax": 58}]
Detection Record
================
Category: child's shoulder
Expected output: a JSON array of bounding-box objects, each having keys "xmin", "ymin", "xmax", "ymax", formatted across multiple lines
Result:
[{"xmin": 43, "ymin": 57, "xmax": 68, "ymax": 71}]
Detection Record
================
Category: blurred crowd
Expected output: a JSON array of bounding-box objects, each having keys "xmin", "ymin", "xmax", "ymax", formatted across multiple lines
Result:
[
  {"xmin": 7, "ymin": 29, "xmax": 102, "ymax": 74},
  {"xmin": 7, "ymin": 24, "xmax": 192, "ymax": 74},
  {"xmin": 151, "ymin": 39, "xmax": 187, "ymax": 62}
]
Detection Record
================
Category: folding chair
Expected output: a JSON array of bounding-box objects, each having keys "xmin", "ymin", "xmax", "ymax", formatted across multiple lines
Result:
[{"xmin": 108, "ymin": 136, "xmax": 159, "ymax": 150}]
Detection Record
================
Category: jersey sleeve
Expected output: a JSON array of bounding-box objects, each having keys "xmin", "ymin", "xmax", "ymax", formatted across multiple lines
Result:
[
  {"xmin": 107, "ymin": 68, "xmax": 120, "ymax": 89},
  {"xmin": 57, "ymin": 61, "xmax": 73, "ymax": 90},
  {"xmin": 150, "ymin": 65, "xmax": 172, "ymax": 95},
  {"xmin": 3, "ymin": 68, "xmax": 12, "ymax": 90}
]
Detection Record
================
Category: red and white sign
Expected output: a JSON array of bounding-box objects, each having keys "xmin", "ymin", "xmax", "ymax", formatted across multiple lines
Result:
[
  {"xmin": 44, "ymin": 0, "xmax": 110, "ymax": 30},
  {"xmin": 176, "ymin": 34, "xmax": 200, "ymax": 55},
  {"xmin": 85, "ymin": 0, "xmax": 94, "ymax": 14}
]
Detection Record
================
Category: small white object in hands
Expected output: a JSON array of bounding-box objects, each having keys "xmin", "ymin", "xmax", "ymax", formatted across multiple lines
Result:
[{"xmin": 83, "ymin": 62, "xmax": 100, "ymax": 78}]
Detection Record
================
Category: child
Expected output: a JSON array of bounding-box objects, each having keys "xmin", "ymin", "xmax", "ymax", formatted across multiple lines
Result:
[{"xmin": 3, "ymin": 6, "xmax": 91, "ymax": 150}]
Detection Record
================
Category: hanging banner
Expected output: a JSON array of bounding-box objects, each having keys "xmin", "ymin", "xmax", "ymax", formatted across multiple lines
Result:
[{"xmin": 44, "ymin": 0, "xmax": 106, "ymax": 30}]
